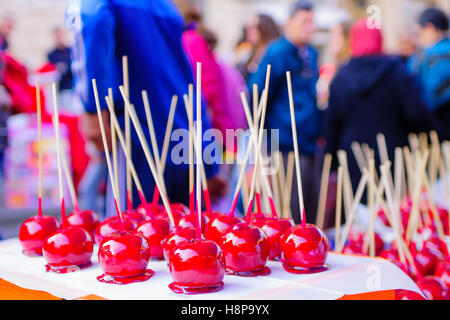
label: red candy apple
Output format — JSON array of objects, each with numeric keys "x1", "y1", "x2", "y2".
[
  {"x1": 66, "y1": 209, "x2": 100, "y2": 237},
  {"x1": 97, "y1": 231, "x2": 153, "y2": 284},
  {"x1": 203, "y1": 211, "x2": 221, "y2": 226},
  {"x1": 410, "y1": 242, "x2": 440, "y2": 276},
  {"x1": 221, "y1": 222, "x2": 270, "y2": 276},
  {"x1": 347, "y1": 231, "x2": 384, "y2": 256},
  {"x1": 42, "y1": 226, "x2": 93, "y2": 273},
  {"x1": 250, "y1": 212, "x2": 270, "y2": 228},
  {"x1": 162, "y1": 227, "x2": 196, "y2": 261},
  {"x1": 204, "y1": 215, "x2": 242, "y2": 245},
  {"x1": 260, "y1": 218, "x2": 294, "y2": 260},
  {"x1": 435, "y1": 258, "x2": 450, "y2": 287},
  {"x1": 417, "y1": 276, "x2": 449, "y2": 300},
  {"x1": 168, "y1": 239, "x2": 225, "y2": 294},
  {"x1": 19, "y1": 215, "x2": 59, "y2": 256},
  {"x1": 136, "y1": 218, "x2": 171, "y2": 260},
  {"x1": 280, "y1": 223, "x2": 329, "y2": 273},
  {"x1": 122, "y1": 209, "x2": 146, "y2": 226},
  {"x1": 94, "y1": 216, "x2": 137, "y2": 244},
  {"x1": 177, "y1": 213, "x2": 207, "y2": 232},
  {"x1": 170, "y1": 203, "x2": 189, "y2": 215},
  {"x1": 137, "y1": 202, "x2": 164, "y2": 219}
]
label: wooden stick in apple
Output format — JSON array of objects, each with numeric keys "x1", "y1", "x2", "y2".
[
  {"x1": 286, "y1": 71, "x2": 308, "y2": 226},
  {"x1": 376, "y1": 133, "x2": 389, "y2": 165},
  {"x1": 316, "y1": 153, "x2": 332, "y2": 229},
  {"x1": 276, "y1": 151, "x2": 286, "y2": 218},
  {"x1": 51, "y1": 84, "x2": 67, "y2": 226},
  {"x1": 92, "y1": 80, "x2": 124, "y2": 228},
  {"x1": 183, "y1": 87, "x2": 195, "y2": 213},
  {"x1": 59, "y1": 139, "x2": 79, "y2": 212},
  {"x1": 109, "y1": 89, "x2": 120, "y2": 203},
  {"x1": 335, "y1": 166, "x2": 343, "y2": 252},
  {"x1": 36, "y1": 82, "x2": 43, "y2": 218},
  {"x1": 195, "y1": 62, "x2": 203, "y2": 239},
  {"x1": 284, "y1": 152, "x2": 295, "y2": 220},
  {"x1": 122, "y1": 56, "x2": 133, "y2": 211},
  {"x1": 351, "y1": 141, "x2": 368, "y2": 174},
  {"x1": 337, "y1": 150, "x2": 354, "y2": 221},
  {"x1": 408, "y1": 133, "x2": 420, "y2": 154}
]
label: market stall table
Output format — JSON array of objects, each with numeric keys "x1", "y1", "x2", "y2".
[{"x1": 0, "y1": 238, "x2": 423, "y2": 300}]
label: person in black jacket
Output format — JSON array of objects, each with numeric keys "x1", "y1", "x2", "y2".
[{"x1": 325, "y1": 19, "x2": 447, "y2": 191}]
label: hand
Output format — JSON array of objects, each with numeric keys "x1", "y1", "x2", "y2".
[
  {"x1": 82, "y1": 110, "x2": 111, "y2": 151},
  {"x1": 207, "y1": 176, "x2": 228, "y2": 203}
]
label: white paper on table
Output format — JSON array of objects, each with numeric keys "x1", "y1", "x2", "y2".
[{"x1": 0, "y1": 238, "x2": 423, "y2": 300}]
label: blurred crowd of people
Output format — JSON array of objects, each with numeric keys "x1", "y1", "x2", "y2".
[{"x1": 0, "y1": 0, "x2": 448, "y2": 229}]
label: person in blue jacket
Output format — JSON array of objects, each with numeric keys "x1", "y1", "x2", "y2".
[
  {"x1": 70, "y1": 0, "x2": 222, "y2": 213},
  {"x1": 248, "y1": 1, "x2": 322, "y2": 224},
  {"x1": 409, "y1": 7, "x2": 450, "y2": 127}
]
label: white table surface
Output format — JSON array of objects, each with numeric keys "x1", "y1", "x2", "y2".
[{"x1": 0, "y1": 238, "x2": 423, "y2": 300}]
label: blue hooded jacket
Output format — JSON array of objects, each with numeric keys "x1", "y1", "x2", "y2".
[
  {"x1": 247, "y1": 37, "x2": 322, "y2": 155},
  {"x1": 71, "y1": 0, "x2": 217, "y2": 205}
]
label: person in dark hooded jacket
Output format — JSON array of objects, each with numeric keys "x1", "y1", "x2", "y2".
[{"x1": 325, "y1": 19, "x2": 446, "y2": 191}]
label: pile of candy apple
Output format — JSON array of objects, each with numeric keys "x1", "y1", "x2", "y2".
[{"x1": 375, "y1": 193, "x2": 450, "y2": 300}]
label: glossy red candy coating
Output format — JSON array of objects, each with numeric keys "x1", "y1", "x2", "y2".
[
  {"x1": 422, "y1": 207, "x2": 449, "y2": 236},
  {"x1": 417, "y1": 276, "x2": 449, "y2": 300},
  {"x1": 19, "y1": 215, "x2": 59, "y2": 256},
  {"x1": 423, "y1": 238, "x2": 446, "y2": 259},
  {"x1": 94, "y1": 216, "x2": 137, "y2": 244},
  {"x1": 342, "y1": 245, "x2": 363, "y2": 256},
  {"x1": 136, "y1": 218, "x2": 171, "y2": 260},
  {"x1": 43, "y1": 226, "x2": 93, "y2": 271},
  {"x1": 177, "y1": 214, "x2": 207, "y2": 232},
  {"x1": 280, "y1": 224, "x2": 329, "y2": 269},
  {"x1": 377, "y1": 208, "x2": 390, "y2": 227},
  {"x1": 410, "y1": 242, "x2": 440, "y2": 276},
  {"x1": 204, "y1": 215, "x2": 241, "y2": 245},
  {"x1": 437, "y1": 207, "x2": 449, "y2": 236},
  {"x1": 170, "y1": 203, "x2": 189, "y2": 215},
  {"x1": 202, "y1": 211, "x2": 221, "y2": 226},
  {"x1": 169, "y1": 239, "x2": 225, "y2": 288},
  {"x1": 250, "y1": 213, "x2": 270, "y2": 228},
  {"x1": 67, "y1": 210, "x2": 100, "y2": 237},
  {"x1": 98, "y1": 231, "x2": 151, "y2": 278},
  {"x1": 435, "y1": 258, "x2": 450, "y2": 287},
  {"x1": 221, "y1": 222, "x2": 270, "y2": 273},
  {"x1": 154, "y1": 206, "x2": 187, "y2": 224},
  {"x1": 260, "y1": 218, "x2": 294, "y2": 260},
  {"x1": 395, "y1": 289, "x2": 426, "y2": 300},
  {"x1": 162, "y1": 227, "x2": 196, "y2": 261},
  {"x1": 122, "y1": 210, "x2": 146, "y2": 226},
  {"x1": 347, "y1": 231, "x2": 384, "y2": 256},
  {"x1": 137, "y1": 203, "x2": 164, "y2": 219}
]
